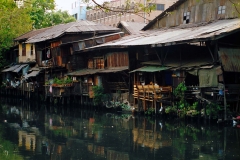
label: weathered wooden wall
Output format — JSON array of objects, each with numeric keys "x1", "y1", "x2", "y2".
[
  {"x1": 106, "y1": 52, "x2": 128, "y2": 67},
  {"x1": 150, "y1": 0, "x2": 240, "y2": 29}
]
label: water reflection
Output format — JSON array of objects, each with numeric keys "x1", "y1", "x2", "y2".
[{"x1": 0, "y1": 100, "x2": 240, "y2": 160}]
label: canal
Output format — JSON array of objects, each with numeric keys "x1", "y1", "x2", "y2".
[{"x1": 0, "y1": 98, "x2": 240, "y2": 160}]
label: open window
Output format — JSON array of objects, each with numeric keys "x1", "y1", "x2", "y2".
[
  {"x1": 218, "y1": 6, "x2": 226, "y2": 15},
  {"x1": 183, "y1": 12, "x2": 190, "y2": 24}
]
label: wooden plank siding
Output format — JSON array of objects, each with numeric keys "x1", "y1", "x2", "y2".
[
  {"x1": 149, "y1": 0, "x2": 240, "y2": 30},
  {"x1": 106, "y1": 52, "x2": 128, "y2": 68}
]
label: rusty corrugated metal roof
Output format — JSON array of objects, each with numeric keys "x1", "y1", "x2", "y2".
[
  {"x1": 26, "y1": 20, "x2": 120, "y2": 43},
  {"x1": 14, "y1": 27, "x2": 51, "y2": 41},
  {"x1": 117, "y1": 21, "x2": 146, "y2": 34},
  {"x1": 82, "y1": 19, "x2": 240, "y2": 50}
]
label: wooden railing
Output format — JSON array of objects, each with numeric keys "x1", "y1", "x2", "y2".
[
  {"x1": 133, "y1": 84, "x2": 172, "y2": 102},
  {"x1": 19, "y1": 82, "x2": 35, "y2": 92}
]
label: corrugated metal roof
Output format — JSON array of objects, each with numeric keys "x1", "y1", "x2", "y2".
[
  {"x1": 14, "y1": 27, "x2": 51, "y2": 41},
  {"x1": 117, "y1": 21, "x2": 146, "y2": 34},
  {"x1": 1, "y1": 65, "x2": 20, "y2": 72},
  {"x1": 12, "y1": 64, "x2": 28, "y2": 73},
  {"x1": 68, "y1": 66, "x2": 128, "y2": 76},
  {"x1": 98, "y1": 66, "x2": 128, "y2": 73},
  {"x1": 84, "y1": 19, "x2": 240, "y2": 50},
  {"x1": 24, "y1": 71, "x2": 40, "y2": 79},
  {"x1": 61, "y1": 32, "x2": 123, "y2": 46},
  {"x1": 67, "y1": 69, "x2": 101, "y2": 76},
  {"x1": 27, "y1": 20, "x2": 120, "y2": 43},
  {"x1": 129, "y1": 66, "x2": 169, "y2": 73}
]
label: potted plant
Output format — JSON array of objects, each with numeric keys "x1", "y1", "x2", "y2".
[
  {"x1": 53, "y1": 77, "x2": 64, "y2": 87},
  {"x1": 64, "y1": 76, "x2": 73, "y2": 86}
]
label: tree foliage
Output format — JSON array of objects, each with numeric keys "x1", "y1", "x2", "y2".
[
  {"x1": 25, "y1": 0, "x2": 75, "y2": 29},
  {"x1": 84, "y1": 0, "x2": 158, "y2": 21},
  {"x1": 0, "y1": 0, "x2": 75, "y2": 68},
  {"x1": 40, "y1": 10, "x2": 76, "y2": 28},
  {"x1": 0, "y1": 0, "x2": 32, "y2": 67}
]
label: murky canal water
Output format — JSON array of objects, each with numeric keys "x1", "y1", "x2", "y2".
[{"x1": 0, "y1": 99, "x2": 240, "y2": 160}]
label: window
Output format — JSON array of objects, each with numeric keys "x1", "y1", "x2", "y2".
[
  {"x1": 88, "y1": 58, "x2": 104, "y2": 69},
  {"x1": 156, "y1": 4, "x2": 164, "y2": 11},
  {"x1": 22, "y1": 43, "x2": 26, "y2": 56},
  {"x1": 88, "y1": 59, "x2": 93, "y2": 69},
  {"x1": 149, "y1": 4, "x2": 165, "y2": 11},
  {"x1": 94, "y1": 58, "x2": 104, "y2": 69},
  {"x1": 30, "y1": 44, "x2": 33, "y2": 55},
  {"x1": 218, "y1": 6, "x2": 226, "y2": 14},
  {"x1": 74, "y1": 13, "x2": 78, "y2": 20},
  {"x1": 183, "y1": 12, "x2": 190, "y2": 24}
]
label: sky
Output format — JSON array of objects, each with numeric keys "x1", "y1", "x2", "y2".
[
  {"x1": 55, "y1": 0, "x2": 74, "y2": 12},
  {"x1": 55, "y1": 0, "x2": 106, "y2": 13}
]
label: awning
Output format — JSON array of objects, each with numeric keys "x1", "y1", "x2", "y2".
[
  {"x1": 12, "y1": 64, "x2": 28, "y2": 73},
  {"x1": 129, "y1": 66, "x2": 169, "y2": 73},
  {"x1": 1, "y1": 65, "x2": 20, "y2": 72},
  {"x1": 24, "y1": 71, "x2": 40, "y2": 79},
  {"x1": 98, "y1": 66, "x2": 128, "y2": 73},
  {"x1": 67, "y1": 69, "x2": 101, "y2": 76},
  {"x1": 67, "y1": 66, "x2": 128, "y2": 76}
]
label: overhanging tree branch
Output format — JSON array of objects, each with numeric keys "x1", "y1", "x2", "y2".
[{"x1": 228, "y1": 0, "x2": 240, "y2": 15}]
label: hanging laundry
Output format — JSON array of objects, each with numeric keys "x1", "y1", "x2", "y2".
[
  {"x1": 46, "y1": 50, "x2": 50, "y2": 58},
  {"x1": 22, "y1": 65, "x2": 29, "y2": 76},
  {"x1": 49, "y1": 85, "x2": 52, "y2": 93}
]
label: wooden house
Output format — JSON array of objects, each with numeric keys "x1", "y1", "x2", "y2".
[
  {"x1": 1, "y1": 28, "x2": 49, "y2": 97},
  {"x1": 76, "y1": 0, "x2": 240, "y2": 114},
  {"x1": 68, "y1": 45, "x2": 129, "y2": 106},
  {"x1": 24, "y1": 20, "x2": 121, "y2": 100}
]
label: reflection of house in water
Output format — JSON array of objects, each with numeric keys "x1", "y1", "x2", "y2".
[
  {"x1": 87, "y1": 143, "x2": 105, "y2": 157},
  {"x1": 18, "y1": 130, "x2": 36, "y2": 151},
  {"x1": 132, "y1": 128, "x2": 171, "y2": 150},
  {"x1": 106, "y1": 150, "x2": 129, "y2": 160},
  {"x1": 87, "y1": 143, "x2": 130, "y2": 160}
]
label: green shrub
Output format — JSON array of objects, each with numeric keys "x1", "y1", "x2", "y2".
[{"x1": 92, "y1": 85, "x2": 105, "y2": 105}]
